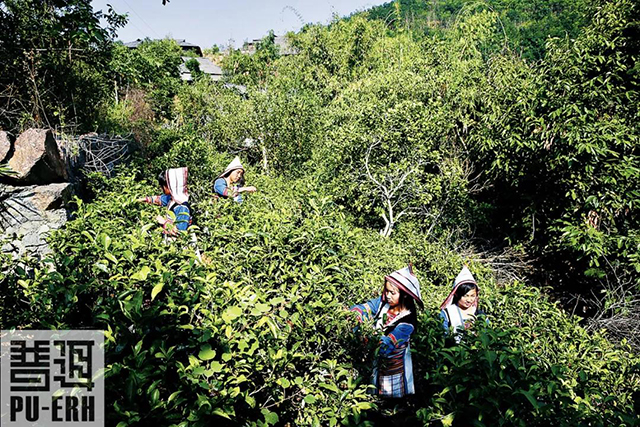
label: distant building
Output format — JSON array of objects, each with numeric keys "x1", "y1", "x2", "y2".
[
  {"x1": 124, "y1": 38, "x2": 203, "y2": 56},
  {"x1": 179, "y1": 56, "x2": 223, "y2": 82},
  {"x1": 241, "y1": 35, "x2": 298, "y2": 56}
]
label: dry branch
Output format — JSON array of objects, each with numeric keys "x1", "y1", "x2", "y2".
[
  {"x1": 586, "y1": 265, "x2": 640, "y2": 350},
  {"x1": 73, "y1": 134, "x2": 133, "y2": 176},
  {"x1": 460, "y1": 245, "x2": 534, "y2": 284}
]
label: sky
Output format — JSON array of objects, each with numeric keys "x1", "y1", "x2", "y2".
[{"x1": 91, "y1": 0, "x2": 387, "y2": 49}]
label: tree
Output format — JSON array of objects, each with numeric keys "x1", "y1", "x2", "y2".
[
  {"x1": 222, "y1": 31, "x2": 281, "y2": 87},
  {"x1": 364, "y1": 141, "x2": 423, "y2": 237},
  {"x1": 365, "y1": 0, "x2": 590, "y2": 60},
  {"x1": 184, "y1": 58, "x2": 204, "y2": 80},
  {"x1": 467, "y1": 0, "x2": 640, "y2": 296},
  {"x1": 0, "y1": 0, "x2": 125, "y2": 132},
  {"x1": 109, "y1": 39, "x2": 183, "y2": 120}
]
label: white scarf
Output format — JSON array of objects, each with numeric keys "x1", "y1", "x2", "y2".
[
  {"x1": 374, "y1": 303, "x2": 412, "y2": 332},
  {"x1": 166, "y1": 167, "x2": 189, "y2": 205}
]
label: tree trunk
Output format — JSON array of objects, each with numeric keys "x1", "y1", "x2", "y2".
[
  {"x1": 380, "y1": 203, "x2": 394, "y2": 238},
  {"x1": 261, "y1": 143, "x2": 269, "y2": 175}
]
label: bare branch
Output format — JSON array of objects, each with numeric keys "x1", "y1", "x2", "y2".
[
  {"x1": 585, "y1": 260, "x2": 640, "y2": 350},
  {"x1": 63, "y1": 134, "x2": 133, "y2": 177},
  {"x1": 364, "y1": 141, "x2": 386, "y2": 193},
  {"x1": 364, "y1": 140, "x2": 424, "y2": 238}
]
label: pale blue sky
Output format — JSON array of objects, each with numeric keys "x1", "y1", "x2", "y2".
[{"x1": 91, "y1": 0, "x2": 386, "y2": 49}]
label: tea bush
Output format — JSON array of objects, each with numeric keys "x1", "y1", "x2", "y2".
[
  {"x1": 4, "y1": 171, "x2": 404, "y2": 425},
  {"x1": 4, "y1": 168, "x2": 638, "y2": 425},
  {"x1": 413, "y1": 281, "x2": 640, "y2": 426}
]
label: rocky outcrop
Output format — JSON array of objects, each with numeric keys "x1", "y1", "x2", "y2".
[
  {"x1": 2, "y1": 128, "x2": 72, "y2": 258},
  {"x1": 0, "y1": 131, "x2": 12, "y2": 162},
  {"x1": 1, "y1": 128, "x2": 133, "y2": 259},
  {"x1": 7, "y1": 129, "x2": 67, "y2": 184},
  {"x1": 1, "y1": 183, "x2": 73, "y2": 257}
]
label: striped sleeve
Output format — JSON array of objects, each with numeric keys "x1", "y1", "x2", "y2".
[
  {"x1": 142, "y1": 195, "x2": 163, "y2": 206},
  {"x1": 350, "y1": 297, "x2": 382, "y2": 322}
]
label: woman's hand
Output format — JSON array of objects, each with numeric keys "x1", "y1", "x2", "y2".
[
  {"x1": 156, "y1": 215, "x2": 167, "y2": 225},
  {"x1": 137, "y1": 197, "x2": 147, "y2": 203},
  {"x1": 240, "y1": 186, "x2": 257, "y2": 193}
]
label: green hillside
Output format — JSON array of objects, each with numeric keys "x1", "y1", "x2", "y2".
[
  {"x1": 363, "y1": 0, "x2": 590, "y2": 60},
  {"x1": 1, "y1": 0, "x2": 639, "y2": 425},
  {"x1": 3, "y1": 166, "x2": 638, "y2": 425}
]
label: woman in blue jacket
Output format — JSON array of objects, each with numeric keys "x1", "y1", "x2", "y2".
[
  {"x1": 440, "y1": 266, "x2": 486, "y2": 343},
  {"x1": 214, "y1": 157, "x2": 257, "y2": 202},
  {"x1": 351, "y1": 266, "x2": 422, "y2": 398}
]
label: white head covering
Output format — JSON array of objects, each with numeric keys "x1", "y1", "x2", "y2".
[
  {"x1": 440, "y1": 266, "x2": 478, "y2": 310},
  {"x1": 218, "y1": 156, "x2": 245, "y2": 180},
  {"x1": 384, "y1": 265, "x2": 423, "y2": 308},
  {"x1": 166, "y1": 167, "x2": 189, "y2": 205}
]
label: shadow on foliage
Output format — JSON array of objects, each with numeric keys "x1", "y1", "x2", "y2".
[{"x1": 411, "y1": 311, "x2": 639, "y2": 426}]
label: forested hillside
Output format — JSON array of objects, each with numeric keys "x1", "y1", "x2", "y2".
[
  {"x1": 1, "y1": 0, "x2": 639, "y2": 425},
  {"x1": 364, "y1": 0, "x2": 590, "y2": 59}
]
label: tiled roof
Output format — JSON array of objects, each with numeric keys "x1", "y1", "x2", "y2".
[{"x1": 179, "y1": 57, "x2": 223, "y2": 81}]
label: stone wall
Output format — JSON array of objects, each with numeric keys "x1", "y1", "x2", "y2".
[
  {"x1": 1, "y1": 128, "x2": 133, "y2": 258},
  {"x1": 1, "y1": 129, "x2": 73, "y2": 258},
  {"x1": 0, "y1": 183, "x2": 73, "y2": 257}
]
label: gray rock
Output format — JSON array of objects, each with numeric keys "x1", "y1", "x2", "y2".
[
  {"x1": 0, "y1": 182, "x2": 73, "y2": 258},
  {"x1": 22, "y1": 229, "x2": 43, "y2": 247},
  {"x1": 1, "y1": 182, "x2": 72, "y2": 216},
  {"x1": 0, "y1": 131, "x2": 12, "y2": 162},
  {"x1": 1, "y1": 240, "x2": 18, "y2": 253},
  {"x1": 44, "y1": 209, "x2": 68, "y2": 226},
  {"x1": 31, "y1": 182, "x2": 73, "y2": 211},
  {"x1": 7, "y1": 129, "x2": 67, "y2": 184}
]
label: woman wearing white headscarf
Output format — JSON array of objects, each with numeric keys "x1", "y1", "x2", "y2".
[
  {"x1": 138, "y1": 167, "x2": 192, "y2": 235},
  {"x1": 351, "y1": 266, "x2": 423, "y2": 398},
  {"x1": 214, "y1": 156, "x2": 257, "y2": 202},
  {"x1": 440, "y1": 266, "x2": 487, "y2": 343}
]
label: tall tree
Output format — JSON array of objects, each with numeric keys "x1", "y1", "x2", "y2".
[{"x1": 0, "y1": 0, "x2": 125, "y2": 132}]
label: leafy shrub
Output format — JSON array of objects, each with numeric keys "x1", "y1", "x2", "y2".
[
  {"x1": 110, "y1": 39, "x2": 183, "y2": 120},
  {"x1": 413, "y1": 281, "x2": 640, "y2": 426},
  {"x1": 466, "y1": 0, "x2": 640, "y2": 297},
  {"x1": 5, "y1": 169, "x2": 638, "y2": 425},
  {"x1": 0, "y1": 0, "x2": 126, "y2": 132},
  {"x1": 6, "y1": 171, "x2": 402, "y2": 425}
]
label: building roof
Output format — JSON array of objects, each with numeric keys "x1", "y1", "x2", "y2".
[
  {"x1": 124, "y1": 38, "x2": 203, "y2": 56},
  {"x1": 241, "y1": 34, "x2": 298, "y2": 56},
  {"x1": 179, "y1": 56, "x2": 223, "y2": 82}
]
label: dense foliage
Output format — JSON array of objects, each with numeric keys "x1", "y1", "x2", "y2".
[
  {"x1": 465, "y1": 0, "x2": 640, "y2": 297},
  {"x1": 4, "y1": 167, "x2": 638, "y2": 425},
  {"x1": 0, "y1": 0, "x2": 125, "y2": 132},
  {"x1": 365, "y1": 0, "x2": 590, "y2": 60},
  {"x1": 109, "y1": 39, "x2": 183, "y2": 121},
  {"x1": 2, "y1": 0, "x2": 639, "y2": 424}
]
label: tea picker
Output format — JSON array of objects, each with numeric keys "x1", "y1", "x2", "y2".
[
  {"x1": 214, "y1": 156, "x2": 257, "y2": 202},
  {"x1": 137, "y1": 167, "x2": 202, "y2": 261},
  {"x1": 350, "y1": 266, "x2": 422, "y2": 398},
  {"x1": 440, "y1": 265, "x2": 488, "y2": 343}
]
